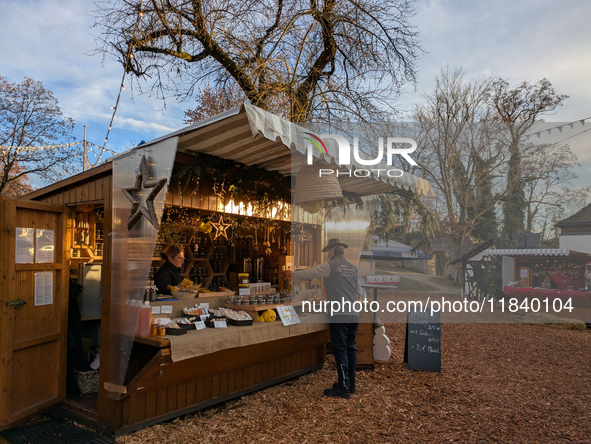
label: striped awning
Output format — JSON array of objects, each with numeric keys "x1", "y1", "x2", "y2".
[
  {"x1": 123, "y1": 104, "x2": 434, "y2": 198},
  {"x1": 483, "y1": 249, "x2": 573, "y2": 256}
]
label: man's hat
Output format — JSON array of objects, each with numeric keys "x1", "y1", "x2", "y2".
[{"x1": 322, "y1": 238, "x2": 349, "y2": 252}]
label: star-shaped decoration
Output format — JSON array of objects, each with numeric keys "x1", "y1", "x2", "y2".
[
  {"x1": 121, "y1": 155, "x2": 168, "y2": 231},
  {"x1": 210, "y1": 215, "x2": 231, "y2": 241}
]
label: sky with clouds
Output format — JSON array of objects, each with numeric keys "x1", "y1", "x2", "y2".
[{"x1": 1, "y1": 0, "x2": 590, "y2": 184}]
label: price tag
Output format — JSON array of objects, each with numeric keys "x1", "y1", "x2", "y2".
[
  {"x1": 213, "y1": 320, "x2": 227, "y2": 328},
  {"x1": 239, "y1": 288, "x2": 250, "y2": 296},
  {"x1": 151, "y1": 306, "x2": 161, "y2": 315},
  {"x1": 199, "y1": 302, "x2": 209, "y2": 310},
  {"x1": 161, "y1": 305, "x2": 173, "y2": 314},
  {"x1": 276, "y1": 305, "x2": 301, "y2": 326},
  {"x1": 194, "y1": 321, "x2": 206, "y2": 330},
  {"x1": 200, "y1": 314, "x2": 209, "y2": 322}
]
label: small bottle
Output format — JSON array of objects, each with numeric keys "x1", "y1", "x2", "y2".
[{"x1": 138, "y1": 301, "x2": 152, "y2": 337}]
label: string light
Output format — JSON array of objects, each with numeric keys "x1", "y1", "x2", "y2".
[
  {"x1": 101, "y1": 0, "x2": 145, "y2": 155},
  {"x1": 0, "y1": 140, "x2": 85, "y2": 152}
]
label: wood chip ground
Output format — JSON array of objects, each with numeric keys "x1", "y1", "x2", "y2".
[{"x1": 117, "y1": 322, "x2": 591, "y2": 444}]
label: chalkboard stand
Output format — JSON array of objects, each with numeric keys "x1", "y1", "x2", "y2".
[{"x1": 405, "y1": 308, "x2": 441, "y2": 373}]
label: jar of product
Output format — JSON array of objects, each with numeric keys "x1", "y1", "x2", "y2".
[
  {"x1": 158, "y1": 326, "x2": 166, "y2": 336},
  {"x1": 238, "y1": 273, "x2": 250, "y2": 287}
]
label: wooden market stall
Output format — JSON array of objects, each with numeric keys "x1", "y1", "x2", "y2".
[
  {"x1": 0, "y1": 104, "x2": 433, "y2": 435},
  {"x1": 483, "y1": 248, "x2": 591, "y2": 324}
]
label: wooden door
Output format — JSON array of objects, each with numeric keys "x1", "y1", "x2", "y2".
[{"x1": 0, "y1": 198, "x2": 68, "y2": 428}]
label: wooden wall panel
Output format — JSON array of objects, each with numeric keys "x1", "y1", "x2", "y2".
[
  {"x1": 116, "y1": 339, "x2": 326, "y2": 433},
  {"x1": 156, "y1": 390, "x2": 167, "y2": 417},
  {"x1": 88, "y1": 181, "x2": 96, "y2": 201},
  {"x1": 186, "y1": 380, "x2": 196, "y2": 406},
  {"x1": 177, "y1": 383, "x2": 187, "y2": 410},
  {"x1": 220, "y1": 372, "x2": 228, "y2": 396},
  {"x1": 166, "y1": 386, "x2": 177, "y2": 412},
  {"x1": 227, "y1": 370, "x2": 236, "y2": 393},
  {"x1": 97, "y1": 177, "x2": 106, "y2": 201},
  {"x1": 145, "y1": 392, "x2": 157, "y2": 419},
  {"x1": 203, "y1": 376, "x2": 213, "y2": 400},
  {"x1": 11, "y1": 341, "x2": 60, "y2": 413},
  {"x1": 131, "y1": 393, "x2": 146, "y2": 424},
  {"x1": 82, "y1": 183, "x2": 90, "y2": 202},
  {"x1": 196, "y1": 379, "x2": 204, "y2": 404}
]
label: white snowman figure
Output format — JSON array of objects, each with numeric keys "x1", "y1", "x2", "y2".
[{"x1": 373, "y1": 325, "x2": 391, "y2": 362}]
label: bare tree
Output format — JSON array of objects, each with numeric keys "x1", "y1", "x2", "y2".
[
  {"x1": 521, "y1": 142, "x2": 590, "y2": 234},
  {"x1": 488, "y1": 78, "x2": 568, "y2": 245},
  {"x1": 1, "y1": 164, "x2": 33, "y2": 198},
  {"x1": 0, "y1": 75, "x2": 78, "y2": 195},
  {"x1": 184, "y1": 83, "x2": 248, "y2": 123},
  {"x1": 93, "y1": 0, "x2": 423, "y2": 122},
  {"x1": 412, "y1": 68, "x2": 508, "y2": 252}
]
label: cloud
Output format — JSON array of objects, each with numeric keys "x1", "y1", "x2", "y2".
[
  {"x1": 111, "y1": 116, "x2": 177, "y2": 134},
  {"x1": 0, "y1": 0, "x2": 188, "y2": 152},
  {"x1": 399, "y1": 0, "x2": 591, "y2": 121}
]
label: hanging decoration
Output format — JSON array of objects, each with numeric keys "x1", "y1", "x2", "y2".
[
  {"x1": 264, "y1": 224, "x2": 272, "y2": 256},
  {"x1": 211, "y1": 215, "x2": 231, "y2": 241},
  {"x1": 192, "y1": 177, "x2": 200, "y2": 195},
  {"x1": 178, "y1": 181, "x2": 184, "y2": 207},
  {"x1": 121, "y1": 155, "x2": 167, "y2": 230},
  {"x1": 253, "y1": 223, "x2": 260, "y2": 251},
  {"x1": 212, "y1": 173, "x2": 227, "y2": 200},
  {"x1": 170, "y1": 152, "x2": 291, "y2": 211}
]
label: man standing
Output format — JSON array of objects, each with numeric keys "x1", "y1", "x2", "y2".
[{"x1": 292, "y1": 239, "x2": 363, "y2": 399}]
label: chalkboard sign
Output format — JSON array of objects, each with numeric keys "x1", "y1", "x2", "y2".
[{"x1": 405, "y1": 308, "x2": 441, "y2": 373}]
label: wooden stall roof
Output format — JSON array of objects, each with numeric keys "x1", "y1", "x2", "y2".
[
  {"x1": 110, "y1": 104, "x2": 434, "y2": 198},
  {"x1": 22, "y1": 162, "x2": 112, "y2": 206}
]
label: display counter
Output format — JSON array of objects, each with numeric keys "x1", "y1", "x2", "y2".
[{"x1": 107, "y1": 298, "x2": 329, "y2": 435}]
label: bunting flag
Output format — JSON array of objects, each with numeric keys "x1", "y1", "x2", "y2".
[{"x1": 522, "y1": 116, "x2": 590, "y2": 139}]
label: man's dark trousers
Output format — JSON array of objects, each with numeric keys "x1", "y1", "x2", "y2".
[{"x1": 330, "y1": 317, "x2": 359, "y2": 392}]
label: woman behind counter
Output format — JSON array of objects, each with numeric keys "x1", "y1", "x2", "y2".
[{"x1": 154, "y1": 245, "x2": 185, "y2": 295}]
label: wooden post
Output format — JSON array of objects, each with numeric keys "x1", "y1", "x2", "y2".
[{"x1": 98, "y1": 175, "x2": 118, "y2": 431}]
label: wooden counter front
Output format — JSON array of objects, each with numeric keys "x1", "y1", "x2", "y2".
[{"x1": 109, "y1": 326, "x2": 329, "y2": 435}]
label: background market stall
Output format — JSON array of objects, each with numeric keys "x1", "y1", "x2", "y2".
[{"x1": 483, "y1": 248, "x2": 591, "y2": 324}]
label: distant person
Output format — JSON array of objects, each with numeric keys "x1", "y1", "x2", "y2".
[
  {"x1": 290, "y1": 239, "x2": 363, "y2": 399},
  {"x1": 154, "y1": 245, "x2": 184, "y2": 295}
]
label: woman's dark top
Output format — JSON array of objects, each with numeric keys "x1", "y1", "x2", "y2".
[{"x1": 154, "y1": 260, "x2": 182, "y2": 295}]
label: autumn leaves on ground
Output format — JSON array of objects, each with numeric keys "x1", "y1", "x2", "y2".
[{"x1": 118, "y1": 294, "x2": 591, "y2": 443}]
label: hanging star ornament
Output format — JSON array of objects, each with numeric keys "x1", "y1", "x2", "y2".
[
  {"x1": 121, "y1": 155, "x2": 168, "y2": 231},
  {"x1": 211, "y1": 215, "x2": 231, "y2": 241}
]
